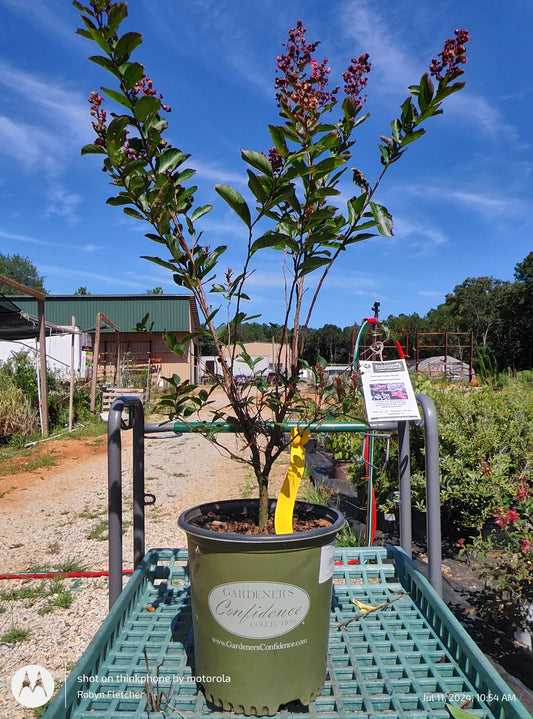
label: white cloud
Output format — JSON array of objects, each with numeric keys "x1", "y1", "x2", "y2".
[
  {"x1": 339, "y1": 0, "x2": 420, "y2": 94},
  {"x1": 45, "y1": 185, "x2": 82, "y2": 226},
  {"x1": 393, "y1": 217, "x2": 447, "y2": 257},
  {"x1": 0, "y1": 117, "x2": 50, "y2": 169},
  {"x1": 38, "y1": 265, "x2": 149, "y2": 291},
  {"x1": 446, "y1": 93, "x2": 521, "y2": 144},
  {"x1": 0, "y1": 0, "x2": 78, "y2": 47},
  {"x1": 418, "y1": 289, "x2": 445, "y2": 298},
  {"x1": 0, "y1": 229, "x2": 67, "y2": 248},
  {"x1": 194, "y1": 160, "x2": 247, "y2": 186},
  {"x1": 0, "y1": 60, "x2": 89, "y2": 144}
]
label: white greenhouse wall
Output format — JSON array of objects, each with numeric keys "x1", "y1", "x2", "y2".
[{"x1": 0, "y1": 328, "x2": 91, "y2": 380}]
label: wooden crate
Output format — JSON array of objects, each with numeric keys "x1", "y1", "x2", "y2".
[{"x1": 101, "y1": 387, "x2": 146, "y2": 416}]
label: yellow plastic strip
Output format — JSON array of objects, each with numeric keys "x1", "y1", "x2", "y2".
[{"x1": 274, "y1": 427, "x2": 311, "y2": 534}]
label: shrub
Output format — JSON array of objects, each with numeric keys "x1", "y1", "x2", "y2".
[
  {"x1": 413, "y1": 378, "x2": 533, "y2": 533},
  {"x1": 0, "y1": 372, "x2": 38, "y2": 440}
]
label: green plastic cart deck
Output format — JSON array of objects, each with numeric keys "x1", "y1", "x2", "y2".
[{"x1": 43, "y1": 546, "x2": 530, "y2": 719}]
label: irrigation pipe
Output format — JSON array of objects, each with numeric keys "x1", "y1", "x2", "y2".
[{"x1": 0, "y1": 563, "x2": 360, "y2": 581}]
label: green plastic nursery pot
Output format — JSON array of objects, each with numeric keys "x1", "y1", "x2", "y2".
[{"x1": 178, "y1": 499, "x2": 344, "y2": 716}]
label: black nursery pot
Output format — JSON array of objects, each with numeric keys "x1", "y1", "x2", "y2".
[{"x1": 178, "y1": 499, "x2": 345, "y2": 716}]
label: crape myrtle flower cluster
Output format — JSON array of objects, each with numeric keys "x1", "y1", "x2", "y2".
[
  {"x1": 274, "y1": 20, "x2": 371, "y2": 134},
  {"x1": 88, "y1": 73, "x2": 170, "y2": 157},
  {"x1": 429, "y1": 28, "x2": 469, "y2": 82}
]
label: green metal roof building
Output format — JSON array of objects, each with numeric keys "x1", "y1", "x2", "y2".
[
  {"x1": 8, "y1": 294, "x2": 201, "y2": 386},
  {"x1": 10, "y1": 294, "x2": 201, "y2": 334}
]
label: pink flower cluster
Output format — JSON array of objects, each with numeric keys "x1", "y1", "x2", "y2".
[
  {"x1": 132, "y1": 74, "x2": 171, "y2": 113},
  {"x1": 517, "y1": 476, "x2": 531, "y2": 501},
  {"x1": 494, "y1": 508, "x2": 520, "y2": 528},
  {"x1": 275, "y1": 20, "x2": 339, "y2": 125},
  {"x1": 429, "y1": 28, "x2": 470, "y2": 82},
  {"x1": 89, "y1": 90, "x2": 107, "y2": 145},
  {"x1": 343, "y1": 53, "x2": 371, "y2": 111},
  {"x1": 267, "y1": 147, "x2": 283, "y2": 175}
]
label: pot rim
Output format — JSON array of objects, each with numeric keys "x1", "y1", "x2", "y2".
[{"x1": 178, "y1": 498, "x2": 345, "y2": 545}]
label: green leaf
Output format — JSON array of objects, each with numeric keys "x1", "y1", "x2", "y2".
[
  {"x1": 81, "y1": 143, "x2": 106, "y2": 155},
  {"x1": 157, "y1": 148, "x2": 186, "y2": 174},
  {"x1": 107, "y1": 115, "x2": 129, "y2": 137},
  {"x1": 251, "y1": 231, "x2": 294, "y2": 254},
  {"x1": 215, "y1": 184, "x2": 251, "y2": 226},
  {"x1": 446, "y1": 703, "x2": 478, "y2": 719},
  {"x1": 312, "y1": 155, "x2": 347, "y2": 178},
  {"x1": 106, "y1": 195, "x2": 132, "y2": 206},
  {"x1": 299, "y1": 255, "x2": 331, "y2": 276},
  {"x1": 100, "y1": 86, "x2": 132, "y2": 110},
  {"x1": 80, "y1": 21, "x2": 110, "y2": 53},
  {"x1": 418, "y1": 73, "x2": 434, "y2": 111},
  {"x1": 106, "y1": 2, "x2": 128, "y2": 33},
  {"x1": 123, "y1": 207, "x2": 145, "y2": 221},
  {"x1": 390, "y1": 118, "x2": 402, "y2": 144},
  {"x1": 123, "y1": 62, "x2": 145, "y2": 90},
  {"x1": 241, "y1": 149, "x2": 273, "y2": 177},
  {"x1": 247, "y1": 170, "x2": 269, "y2": 204},
  {"x1": 115, "y1": 31, "x2": 143, "y2": 61},
  {"x1": 316, "y1": 355, "x2": 328, "y2": 370},
  {"x1": 134, "y1": 95, "x2": 160, "y2": 121},
  {"x1": 370, "y1": 202, "x2": 393, "y2": 237},
  {"x1": 88, "y1": 55, "x2": 122, "y2": 80},
  {"x1": 268, "y1": 125, "x2": 289, "y2": 158},
  {"x1": 175, "y1": 168, "x2": 196, "y2": 183},
  {"x1": 400, "y1": 128, "x2": 425, "y2": 147},
  {"x1": 190, "y1": 204, "x2": 212, "y2": 222},
  {"x1": 347, "y1": 194, "x2": 367, "y2": 226},
  {"x1": 434, "y1": 81, "x2": 466, "y2": 101},
  {"x1": 345, "y1": 232, "x2": 376, "y2": 246},
  {"x1": 72, "y1": 1, "x2": 93, "y2": 13},
  {"x1": 141, "y1": 256, "x2": 179, "y2": 272}
]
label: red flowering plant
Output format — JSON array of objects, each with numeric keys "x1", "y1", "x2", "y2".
[
  {"x1": 75, "y1": 0, "x2": 468, "y2": 531},
  {"x1": 458, "y1": 475, "x2": 533, "y2": 634}
]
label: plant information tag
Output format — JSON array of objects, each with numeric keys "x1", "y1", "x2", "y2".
[
  {"x1": 208, "y1": 581, "x2": 310, "y2": 639},
  {"x1": 359, "y1": 359, "x2": 420, "y2": 423},
  {"x1": 318, "y1": 543, "x2": 335, "y2": 584}
]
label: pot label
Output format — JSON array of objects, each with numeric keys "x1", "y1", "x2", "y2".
[
  {"x1": 318, "y1": 542, "x2": 335, "y2": 584},
  {"x1": 208, "y1": 581, "x2": 310, "y2": 639}
]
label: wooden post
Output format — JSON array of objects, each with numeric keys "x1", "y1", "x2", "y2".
[
  {"x1": 90, "y1": 316, "x2": 102, "y2": 413},
  {"x1": 90, "y1": 312, "x2": 121, "y2": 414},
  {"x1": 37, "y1": 298, "x2": 49, "y2": 436},
  {"x1": 68, "y1": 316, "x2": 75, "y2": 431}
]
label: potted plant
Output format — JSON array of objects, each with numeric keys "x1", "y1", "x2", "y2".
[{"x1": 75, "y1": 1, "x2": 468, "y2": 713}]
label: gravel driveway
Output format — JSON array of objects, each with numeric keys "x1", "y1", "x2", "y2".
[{"x1": 0, "y1": 422, "x2": 256, "y2": 717}]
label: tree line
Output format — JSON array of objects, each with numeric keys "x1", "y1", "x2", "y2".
[
  {"x1": 206, "y1": 251, "x2": 533, "y2": 373},
  {"x1": 2, "y1": 251, "x2": 532, "y2": 372}
]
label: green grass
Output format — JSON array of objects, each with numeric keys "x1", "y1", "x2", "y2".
[
  {"x1": 86, "y1": 519, "x2": 108, "y2": 541},
  {"x1": 78, "y1": 504, "x2": 105, "y2": 520},
  {"x1": 336, "y1": 524, "x2": 363, "y2": 547},
  {"x1": 300, "y1": 480, "x2": 332, "y2": 506},
  {"x1": 1, "y1": 626, "x2": 30, "y2": 642},
  {"x1": 54, "y1": 557, "x2": 87, "y2": 573},
  {"x1": 0, "y1": 451, "x2": 58, "y2": 477}
]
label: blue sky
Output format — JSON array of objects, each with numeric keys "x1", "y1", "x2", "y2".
[{"x1": 0, "y1": 0, "x2": 531, "y2": 330}]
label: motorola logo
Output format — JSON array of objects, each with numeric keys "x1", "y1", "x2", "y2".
[{"x1": 11, "y1": 665, "x2": 54, "y2": 708}]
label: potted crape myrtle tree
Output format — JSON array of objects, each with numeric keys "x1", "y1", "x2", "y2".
[{"x1": 76, "y1": 1, "x2": 468, "y2": 713}]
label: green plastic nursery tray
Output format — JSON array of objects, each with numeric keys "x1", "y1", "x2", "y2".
[{"x1": 43, "y1": 547, "x2": 530, "y2": 719}]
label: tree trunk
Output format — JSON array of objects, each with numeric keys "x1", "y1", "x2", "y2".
[{"x1": 257, "y1": 475, "x2": 270, "y2": 532}]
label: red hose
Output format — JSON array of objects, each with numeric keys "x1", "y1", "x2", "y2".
[{"x1": 0, "y1": 569, "x2": 134, "y2": 580}]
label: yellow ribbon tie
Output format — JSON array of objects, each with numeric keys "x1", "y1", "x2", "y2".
[{"x1": 274, "y1": 428, "x2": 310, "y2": 534}]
